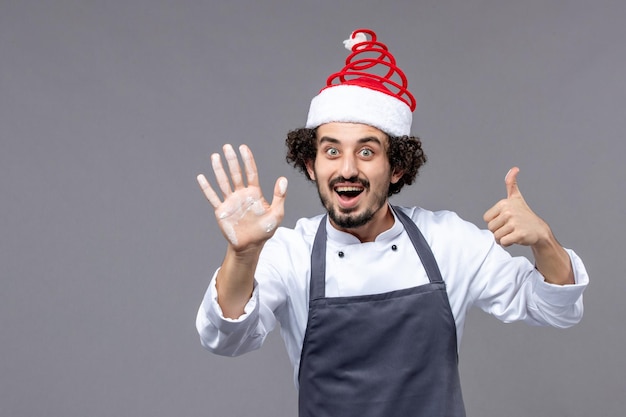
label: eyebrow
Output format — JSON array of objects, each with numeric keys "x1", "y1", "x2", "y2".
[{"x1": 319, "y1": 136, "x2": 383, "y2": 146}]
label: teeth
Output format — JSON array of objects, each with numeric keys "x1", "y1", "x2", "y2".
[{"x1": 335, "y1": 186, "x2": 362, "y2": 192}]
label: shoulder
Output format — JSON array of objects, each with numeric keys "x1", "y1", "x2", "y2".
[
  {"x1": 264, "y1": 214, "x2": 325, "y2": 250},
  {"x1": 257, "y1": 214, "x2": 324, "y2": 286},
  {"x1": 395, "y1": 206, "x2": 473, "y2": 231},
  {"x1": 394, "y1": 205, "x2": 493, "y2": 248},
  {"x1": 293, "y1": 214, "x2": 326, "y2": 238}
]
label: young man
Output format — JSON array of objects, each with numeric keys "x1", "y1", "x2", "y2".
[{"x1": 196, "y1": 29, "x2": 588, "y2": 417}]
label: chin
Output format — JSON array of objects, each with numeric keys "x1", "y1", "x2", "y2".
[{"x1": 329, "y1": 208, "x2": 374, "y2": 229}]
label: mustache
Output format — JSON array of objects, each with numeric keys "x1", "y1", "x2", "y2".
[{"x1": 329, "y1": 176, "x2": 370, "y2": 189}]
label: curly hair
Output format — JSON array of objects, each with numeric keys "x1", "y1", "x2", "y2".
[{"x1": 285, "y1": 127, "x2": 427, "y2": 196}]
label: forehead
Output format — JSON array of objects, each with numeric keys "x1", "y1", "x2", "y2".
[{"x1": 315, "y1": 122, "x2": 389, "y2": 145}]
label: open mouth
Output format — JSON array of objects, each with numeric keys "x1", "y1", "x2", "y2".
[
  {"x1": 334, "y1": 186, "x2": 364, "y2": 198},
  {"x1": 333, "y1": 185, "x2": 365, "y2": 209}
]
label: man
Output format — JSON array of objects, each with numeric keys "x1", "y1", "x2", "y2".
[{"x1": 195, "y1": 29, "x2": 588, "y2": 417}]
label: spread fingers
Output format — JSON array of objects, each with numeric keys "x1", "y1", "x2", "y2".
[
  {"x1": 196, "y1": 174, "x2": 222, "y2": 208},
  {"x1": 223, "y1": 144, "x2": 245, "y2": 190},
  {"x1": 211, "y1": 152, "x2": 233, "y2": 197}
]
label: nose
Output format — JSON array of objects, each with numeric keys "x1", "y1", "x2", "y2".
[{"x1": 340, "y1": 154, "x2": 358, "y2": 179}]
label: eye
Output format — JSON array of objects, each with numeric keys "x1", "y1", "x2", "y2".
[
  {"x1": 325, "y1": 147, "x2": 339, "y2": 157},
  {"x1": 359, "y1": 148, "x2": 373, "y2": 158}
]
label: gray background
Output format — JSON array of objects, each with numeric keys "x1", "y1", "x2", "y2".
[{"x1": 1, "y1": 0, "x2": 624, "y2": 416}]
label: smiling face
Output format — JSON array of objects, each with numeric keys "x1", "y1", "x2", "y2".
[{"x1": 306, "y1": 122, "x2": 403, "y2": 242}]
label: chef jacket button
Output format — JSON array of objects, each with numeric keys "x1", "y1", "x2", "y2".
[
  {"x1": 338, "y1": 251, "x2": 344, "y2": 258},
  {"x1": 391, "y1": 245, "x2": 398, "y2": 251}
]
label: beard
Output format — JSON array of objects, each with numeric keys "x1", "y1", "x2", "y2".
[
  {"x1": 328, "y1": 205, "x2": 381, "y2": 229},
  {"x1": 316, "y1": 176, "x2": 390, "y2": 229}
]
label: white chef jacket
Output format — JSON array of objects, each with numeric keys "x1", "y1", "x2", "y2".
[{"x1": 196, "y1": 206, "x2": 588, "y2": 386}]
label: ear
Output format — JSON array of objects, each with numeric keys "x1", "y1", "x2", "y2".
[
  {"x1": 390, "y1": 169, "x2": 403, "y2": 184},
  {"x1": 305, "y1": 160, "x2": 316, "y2": 181}
]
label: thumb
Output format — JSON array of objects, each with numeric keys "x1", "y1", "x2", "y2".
[
  {"x1": 269, "y1": 177, "x2": 288, "y2": 213},
  {"x1": 505, "y1": 167, "x2": 521, "y2": 198},
  {"x1": 261, "y1": 177, "x2": 288, "y2": 235}
]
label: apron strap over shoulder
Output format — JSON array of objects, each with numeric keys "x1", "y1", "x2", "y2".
[
  {"x1": 309, "y1": 215, "x2": 328, "y2": 301},
  {"x1": 392, "y1": 206, "x2": 444, "y2": 284}
]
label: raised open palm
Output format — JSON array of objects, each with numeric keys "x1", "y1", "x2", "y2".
[{"x1": 197, "y1": 144, "x2": 287, "y2": 252}]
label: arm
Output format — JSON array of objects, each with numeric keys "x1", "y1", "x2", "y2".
[
  {"x1": 483, "y1": 167, "x2": 574, "y2": 285},
  {"x1": 197, "y1": 144, "x2": 288, "y2": 318}
]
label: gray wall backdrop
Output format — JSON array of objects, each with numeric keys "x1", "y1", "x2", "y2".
[{"x1": 2, "y1": 0, "x2": 624, "y2": 416}]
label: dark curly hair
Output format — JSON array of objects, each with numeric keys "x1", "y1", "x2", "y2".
[{"x1": 285, "y1": 127, "x2": 427, "y2": 196}]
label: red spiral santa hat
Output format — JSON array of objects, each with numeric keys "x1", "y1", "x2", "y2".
[{"x1": 305, "y1": 29, "x2": 416, "y2": 137}]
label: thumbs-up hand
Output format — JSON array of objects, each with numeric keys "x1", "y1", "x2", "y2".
[{"x1": 483, "y1": 167, "x2": 551, "y2": 247}]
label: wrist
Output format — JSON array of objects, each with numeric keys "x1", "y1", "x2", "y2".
[
  {"x1": 531, "y1": 231, "x2": 575, "y2": 286},
  {"x1": 226, "y1": 243, "x2": 264, "y2": 266},
  {"x1": 531, "y1": 228, "x2": 556, "y2": 252}
]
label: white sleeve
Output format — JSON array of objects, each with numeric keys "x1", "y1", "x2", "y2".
[
  {"x1": 195, "y1": 228, "x2": 297, "y2": 357},
  {"x1": 195, "y1": 270, "x2": 277, "y2": 357},
  {"x1": 527, "y1": 248, "x2": 589, "y2": 327},
  {"x1": 471, "y1": 235, "x2": 588, "y2": 328}
]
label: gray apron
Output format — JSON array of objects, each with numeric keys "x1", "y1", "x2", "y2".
[{"x1": 298, "y1": 207, "x2": 466, "y2": 417}]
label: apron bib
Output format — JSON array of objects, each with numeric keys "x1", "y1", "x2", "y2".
[{"x1": 298, "y1": 207, "x2": 466, "y2": 417}]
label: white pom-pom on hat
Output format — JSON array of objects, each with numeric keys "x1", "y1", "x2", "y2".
[{"x1": 342, "y1": 31, "x2": 368, "y2": 51}]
